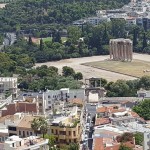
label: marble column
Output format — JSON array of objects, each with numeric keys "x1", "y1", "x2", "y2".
[{"x1": 110, "y1": 41, "x2": 112, "y2": 59}]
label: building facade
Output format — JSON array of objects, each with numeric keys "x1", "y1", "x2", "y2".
[{"x1": 0, "y1": 77, "x2": 18, "y2": 97}]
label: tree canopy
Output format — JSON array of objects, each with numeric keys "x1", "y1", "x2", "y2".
[{"x1": 132, "y1": 99, "x2": 150, "y2": 120}]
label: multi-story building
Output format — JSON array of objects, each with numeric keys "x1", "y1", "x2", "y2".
[
  {"x1": 43, "y1": 88, "x2": 85, "y2": 110},
  {"x1": 1, "y1": 99, "x2": 39, "y2": 117},
  {"x1": 50, "y1": 106, "x2": 82, "y2": 147},
  {"x1": 0, "y1": 77, "x2": 18, "y2": 97},
  {"x1": 4, "y1": 135, "x2": 49, "y2": 150},
  {"x1": 144, "y1": 132, "x2": 150, "y2": 150},
  {"x1": 137, "y1": 89, "x2": 150, "y2": 98},
  {"x1": 0, "y1": 113, "x2": 37, "y2": 137}
]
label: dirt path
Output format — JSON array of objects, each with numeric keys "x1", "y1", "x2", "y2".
[{"x1": 35, "y1": 53, "x2": 150, "y2": 81}]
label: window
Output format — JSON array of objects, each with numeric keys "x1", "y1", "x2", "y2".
[
  {"x1": 27, "y1": 131, "x2": 29, "y2": 136},
  {"x1": 60, "y1": 139, "x2": 66, "y2": 143},
  {"x1": 12, "y1": 143, "x2": 14, "y2": 147},
  {"x1": 74, "y1": 139, "x2": 76, "y2": 143},
  {"x1": 69, "y1": 139, "x2": 71, "y2": 143},
  {"x1": 19, "y1": 131, "x2": 21, "y2": 135},
  {"x1": 69, "y1": 131, "x2": 71, "y2": 136},
  {"x1": 39, "y1": 103, "x2": 42, "y2": 106},
  {"x1": 8, "y1": 126, "x2": 16, "y2": 131},
  {"x1": 73, "y1": 131, "x2": 76, "y2": 136},
  {"x1": 59, "y1": 131, "x2": 66, "y2": 135},
  {"x1": 48, "y1": 101, "x2": 51, "y2": 104},
  {"x1": 51, "y1": 129, "x2": 53, "y2": 134},
  {"x1": 23, "y1": 131, "x2": 25, "y2": 137},
  {"x1": 56, "y1": 130, "x2": 58, "y2": 134},
  {"x1": 19, "y1": 141, "x2": 21, "y2": 146},
  {"x1": 30, "y1": 132, "x2": 32, "y2": 135},
  {"x1": 48, "y1": 95, "x2": 51, "y2": 98},
  {"x1": 74, "y1": 95, "x2": 76, "y2": 98}
]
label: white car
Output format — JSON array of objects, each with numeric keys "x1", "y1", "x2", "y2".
[
  {"x1": 84, "y1": 135, "x2": 88, "y2": 141},
  {"x1": 90, "y1": 103, "x2": 96, "y2": 106}
]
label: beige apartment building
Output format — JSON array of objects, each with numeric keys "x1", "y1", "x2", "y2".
[{"x1": 50, "y1": 106, "x2": 82, "y2": 147}]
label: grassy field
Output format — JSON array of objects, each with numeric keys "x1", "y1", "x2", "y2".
[
  {"x1": 42, "y1": 37, "x2": 67, "y2": 43},
  {"x1": 82, "y1": 59, "x2": 150, "y2": 78}
]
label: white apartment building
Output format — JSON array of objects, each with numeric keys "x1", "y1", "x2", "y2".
[
  {"x1": 43, "y1": 88, "x2": 85, "y2": 110},
  {"x1": 137, "y1": 89, "x2": 150, "y2": 98},
  {"x1": 86, "y1": 16, "x2": 109, "y2": 25},
  {"x1": 0, "y1": 77, "x2": 18, "y2": 96},
  {"x1": 144, "y1": 132, "x2": 150, "y2": 150},
  {"x1": 4, "y1": 135, "x2": 49, "y2": 150}
]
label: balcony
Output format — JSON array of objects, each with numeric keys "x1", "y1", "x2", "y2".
[{"x1": 59, "y1": 135, "x2": 66, "y2": 139}]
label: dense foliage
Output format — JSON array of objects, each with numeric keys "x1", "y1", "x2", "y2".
[
  {"x1": 18, "y1": 65, "x2": 82, "y2": 91},
  {"x1": 133, "y1": 99, "x2": 150, "y2": 120},
  {"x1": 134, "y1": 132, "x2": 143, "y2": 146},
  {"x1": 0, "y1": 0, "x2": 130, "y2": 32},
  {"x1": 105, "y1": 76, "x2": 150, "y2": 97}
]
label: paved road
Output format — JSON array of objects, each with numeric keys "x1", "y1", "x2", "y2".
[{"x1": 86, "y1": 104, "x2": 96, "y2": 150}]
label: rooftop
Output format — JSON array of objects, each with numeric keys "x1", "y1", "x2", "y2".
[
  {"x1": 5, "y1": 136, "x2": 49, "y2": 150},
  {"x1": 95, "y1": 118, "x2": 110, "y2": 126}
]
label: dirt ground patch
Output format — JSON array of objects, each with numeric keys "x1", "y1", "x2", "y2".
[{"x1": 82, "y1": 59, "x2": 150, "y2": 78}]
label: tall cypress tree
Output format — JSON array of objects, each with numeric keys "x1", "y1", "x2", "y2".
[
  {"x1": 133, "y1": 28, "x2": 138, "y2": 46},
  {"x1": 102, "y1": 24, "x2": 109, "y2": 45},
  {"x1": 28, "y1": 35, "x2": 32, "y2": 45},
  {"x1": 40, "y1": 38, "x2": 44, "y2": 51},
  {"x1": 142, "y1": 32, "x2": 147, "y2": 50}
]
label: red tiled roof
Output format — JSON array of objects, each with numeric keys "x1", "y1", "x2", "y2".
[
  {"x1": 70, "y1": 98, "x2": 83, "y2": 105},
  {"x1": 130, "y1": 111, "x2": 139, "y2": 118},
  {"x1": 95, "y1": 118, "x2": 110, "y2": 126},
  {"x1": 93, "y1": 138, "x2": 104, "y2": 150},
  {"x1": 96, "y1": 106, "x2": 126, "y2": 114}
]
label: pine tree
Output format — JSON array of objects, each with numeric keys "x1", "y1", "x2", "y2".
[
  {"x1": 142, "y1": 32, "x2": 147, "y2": 50},
  {"x1": 52, "y1": 30, "x2": 61, "y2": 43}
]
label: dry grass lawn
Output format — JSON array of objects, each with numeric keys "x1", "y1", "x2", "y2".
[{"x1": 82, "y1": 59, "x2": 150, "y2": 78}]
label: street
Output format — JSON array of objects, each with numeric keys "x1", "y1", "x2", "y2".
[{"x1": 81, "y1": 104, "x2": 96, "y2": 150}]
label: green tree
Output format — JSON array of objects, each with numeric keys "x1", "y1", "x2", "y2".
[
  {"x1": 142, "y1": 32, "x2": 147, "y2": 50},
  {"x1": 74, "y1": 72, "x2": 83, "y2": 80},
  {"x1": 44, "y1": 134, "x2": 56, "y2": 148},
  {"x1": 28, "y1": 35, "x2": 32, "y2": 45},
  {"x1": 40, "y1": 38, "x2": 44, "y2": 51},
  {"x1": 133, "y1": 28, "x2": 138, "y2": 46},
  {"x1": 31, "y1": 118, "x2": 40, "y2": 136},
  {"x1": 62, "y1": 66, "x2": 75, "y2": 77},
  {"x1": 102, "y1": 24, "x2": 109, "y2": 45},
  {"x1": 68, "y1": 26, "x2": 81, "y2": 44},
  {"x1": 132, "y1": 99, "x2": 150, "y2": 120},
  {"x1": 134, "y1": 132, "x2": 143, "y2": 146},
  {"x1": 68, "y1": 143, "x2": 79, "y2": 150},
  {"x1": 52, "y1": 30, "x2": 62, "y2": 43},
  {"x1": 119, "y1": 144, "x2": 133, "y2": 150},
  {"x1": 39, "y1": 117, "x2": 48, "y2": 138},
  {"x1": 31, "y1": 117, "x2": 48, "y2": 137}
]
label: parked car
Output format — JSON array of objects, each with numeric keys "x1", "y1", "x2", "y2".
[{"x1": 90, "y1": 103, "x2": 96, "y2": 106}]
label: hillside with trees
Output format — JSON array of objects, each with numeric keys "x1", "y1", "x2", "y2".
[{"x1": 0, "y1": 0, "x2": 130, "y2": 32}]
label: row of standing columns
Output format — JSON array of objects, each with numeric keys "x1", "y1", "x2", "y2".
[{"x1": 109, "y1": 39, "x2": 133, "y2": 61}]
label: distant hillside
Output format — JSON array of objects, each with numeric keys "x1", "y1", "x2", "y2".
[{"x1": 0, "y1": 0, "x2": 130, "y2": 32}]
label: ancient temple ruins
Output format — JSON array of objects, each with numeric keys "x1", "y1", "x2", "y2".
[{"x1": 109, "y1": 38, "x2": 133, "y2": 61}]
